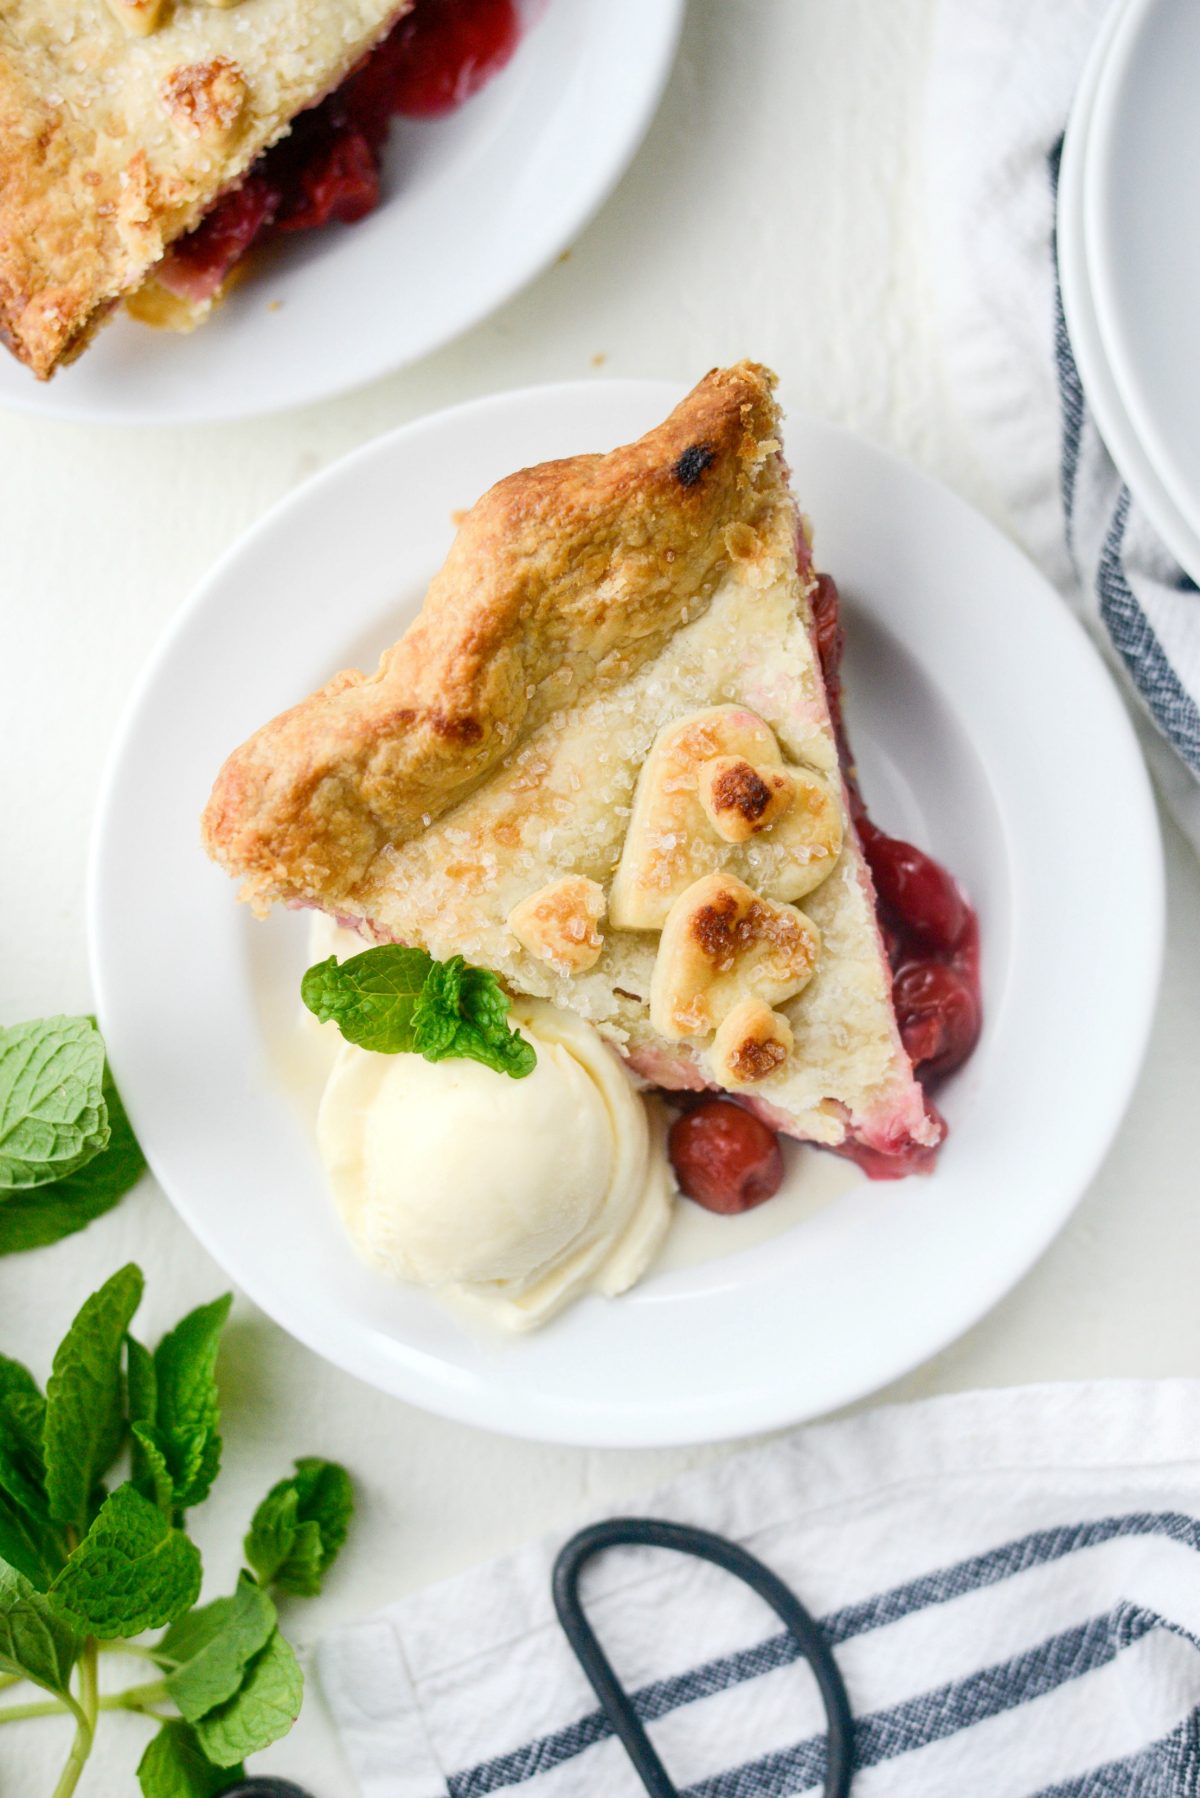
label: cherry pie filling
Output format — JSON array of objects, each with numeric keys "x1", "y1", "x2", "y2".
[
  {"x1": 667, "y1": 571, "x2": 982, "y2": 1204},
  {"x1": 155, "y1": 0, "x2": 519, "y2": 308}
]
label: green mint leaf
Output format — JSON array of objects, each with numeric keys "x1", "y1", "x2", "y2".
[
  {"x1": 43, "y1": 1263, "x2": 143, "y2": 1532},
  {"x1": 128, "y1": 1333, "x2": 176, "y2": 1516},
  {"x1": 151, "y1": 1295, "x2": 232, "y2": 1513},
  {"x1": 137, "y1": 1720, "x2": 243, "y2": 1798},
  {"x1": 49, "y1": 1481, "x2": 201, "y2": 1638},
  {"x1": 244, "y1": 1489, "x2": 320, "y2": 1595},
  {"x1": 127, "y1": 1334, "x2": 157, "y2": 1435},
  {"x1": 301, "y1": 945, "x2": 432, "y2": 1053},
  {"x1": 131, "y1": 1424, "x2": 175, "y2": 1517},
  {"x1": 0, "y1": 1492, "x2": 67, "y2": 1591},
  {"x1": 0, "y1": 1353, "x2": 46, "y2": 1503},
  {"x1": 163, "y1": 1572, "x2": 276, "y2": 1722},
  {"x1": 0, "y1": 1357, "x2": 67, "y2": 1587},
  {"x1": 43, "y1": 1262, "x2": 143, "y2": 1531},
  {"x1": 412, "y1": 955, "x2": 536, "y2": 1079},
  {"x1": 0, "y1": 1561, "x2": 79, "y2": 1699},
  {"x1": 0, "y1": 1064, "x2": 146, "y2": 1256},
  {"x1": 245, "y1": 1457, "x2": 354, "y2": 1598},
  {"x1": 302, "y1": 945, "x2": 535, "y2": 1076},
  {"x1": 0, "y1": 1352, "x2": 42, "y2": 1412},
  {"x1": 193, "y1": 1626, "x2": 303, "y2": 1767},
  {"x1": 0, "y1": 1442, "x2": 47, "y2": 1534},
  {"x1": 242, "y1": 1487, "x2": 300, "y2": 1590},
  {"x1": 0, "y1": 1016, "x2": 108, "y2": 1191}
]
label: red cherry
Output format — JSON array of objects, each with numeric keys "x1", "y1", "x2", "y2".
[
  {"x1": 274, "y1": 128, "x2": 380, "y2": 232},
  {"x1": 388, "y1": 0, "x2": 520, "y2": 117},
  {"x1": 668, "y1": 1100, "x2": 784, "y2": 1214},
  {"x1": 893, "y1": 960, "x2": 981, "y2": 1080},
  {"x1": 863, "y1": 828, "x2": 970, "y2": 955},
  {"x1": 164, "y1": 175, "x2": 281, "y2": 299},
  {"x1": 810, "y1": 572, "x2": 844, "y2": 688}
]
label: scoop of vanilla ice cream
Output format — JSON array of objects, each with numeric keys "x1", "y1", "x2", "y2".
[{"x1": 317, "y1": 997, "x2": 673, "y2": 1330}]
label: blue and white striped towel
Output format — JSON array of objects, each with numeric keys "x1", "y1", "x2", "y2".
[
  {"x1": 925, "y1": 0, "x2": 1200, "y2": 853},
  {"x1": 318, "y1": 1383, "x2": 1200, "y2": 1795}
]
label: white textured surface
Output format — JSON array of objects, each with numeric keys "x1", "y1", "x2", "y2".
[{"x1": 1, "y1": 1, "x2": 1198, "y2": 1791}]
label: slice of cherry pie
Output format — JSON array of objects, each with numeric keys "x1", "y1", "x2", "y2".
[
  {"x1": 202, "y1": 362, "x2": 981, "y2": 1174},
  {"x1": 0, "y1": 0, "x2": 517, "y2": 373}
]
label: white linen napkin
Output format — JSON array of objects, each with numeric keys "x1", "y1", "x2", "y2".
[
  {"x1": 319, "y1": 1382, "x2": 1200, "y2": 1795},
  {"x1": 925, "y1": 0, "x2": 1200, "y2": 852}
]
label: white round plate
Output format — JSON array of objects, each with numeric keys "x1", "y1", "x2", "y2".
[
  {"x1": 89, "y1": 381, "x2": 1164, "y2": 1447},
  {"x1": 0, "y1": 0, "x2": 681, "y2": 426},
  {"x1": 1086, "y1": 0, "x2": 1200, "y2": 544},
  {"x1": 1058, "y1": 0, "x2": 1200, "y2": 582}
]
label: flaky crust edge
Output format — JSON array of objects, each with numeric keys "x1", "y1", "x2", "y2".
[
  {"x1": 202, "y1": 361, "x2": 794, "y2": 914},
  {"x1": 0, "y1": 6, "x2": 408, "y2": 379}
]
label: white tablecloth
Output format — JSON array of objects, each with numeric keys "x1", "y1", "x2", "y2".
[{"x1": 2, "y1": 2, "x2": 1199, "y2": 1790}]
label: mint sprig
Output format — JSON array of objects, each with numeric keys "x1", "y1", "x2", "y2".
[
  {"x1": 0, "y1": 1266, "x2": 355, "y2": 1797},
  {"x1": 302, "y1": 943, "x2": 536, "y2": 1077}
]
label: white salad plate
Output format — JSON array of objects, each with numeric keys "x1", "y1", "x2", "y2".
[
  {"x1": 0, "y1": 0, "x2": 682, "y2": 427},
  {"x1": 89, "y1": 380, "x2": 1164, "y2": 1448},
  {"x1": 1057, "y1": 0, "x2": 1200, "y2": 584},
  {"x1": 1086, "y1": 0, "x2": 1200, "y2": 547}
]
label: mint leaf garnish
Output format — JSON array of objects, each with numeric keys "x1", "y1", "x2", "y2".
[
  {"x1": 50, "y1": 1483, "x2": 201, "y2": 1637},
  {"x1": 163, "y1": 1573, "x2": 276, "y2": 1722},
  {"x1": 301, "y1": 944, "x2": 535, "y2": 1077},
  {"x1": 44, "y1": 1263, "x2": 143, "y2": 1532},
  {"x1": 0, "y1": 1017, "x2": 107, "y2": 1191},
  {"x1": 137, "y1": 1720, "x2": 242, "y2": 1798},
  {"x1": 300, "y1": 944, "x2": 432, "y2": 1053},
  {"x1": 0, "y1": 1064, "x2": 146, "y2": 1256},
  {"x1": 193, "y1": 1627, "x2": 303, "y2": 1767},
  {"x1": 412, "y1": 955, "x2": 537, "y2": 1078},
  {"x1": 0, "y1": 1561, "x2": 80, "y2": 1700},
  {"x1": 245, "y1": 1457, "x2": 354, "y2": 1598}
]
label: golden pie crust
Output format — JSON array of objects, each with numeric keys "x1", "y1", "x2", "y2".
[
  {"x1": 0, "y1": 0, "x2": 408, "y2": 376},
  {"x1": 203, "y1": 362, "x2": 937, "y2": 1154}
]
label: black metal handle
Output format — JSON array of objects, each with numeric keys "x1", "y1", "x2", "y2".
[
  {"x1": 552, "y1": 1517, "x2": 853, "y2": 1798},
  {"x1": 220, "y1": 1781, "x2": 315, "y2": 1797}
]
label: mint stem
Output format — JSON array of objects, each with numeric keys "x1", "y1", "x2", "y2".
[
  {"x1": 97, "y1": 1677, "x2": 171, "y2": 1713},
  {"x1": 50, "y1": 1638, "x2": 96, "y2": 1798},
  {"x1": 98, "y1": 1640, "x2": 172, "y2": 1666},
  {"x1": 0, "y1": 1695, "x2": 72, "y2": 1722}
]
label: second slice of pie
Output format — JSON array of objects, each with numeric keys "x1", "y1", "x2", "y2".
[{"x1": 203, "y1": 362, "x2": 977, "y2": 1171}]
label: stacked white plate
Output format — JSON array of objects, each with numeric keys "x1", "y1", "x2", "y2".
[{"x1": 1058, "y1": 0, "x2": 1200, "y2": 583}]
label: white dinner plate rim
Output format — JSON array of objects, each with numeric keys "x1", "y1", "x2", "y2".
[
  {"x1": 88, "y1": 380, "x2": 1165, "y2": 1446},
  {"x1": 0, "y1": 0, "x2": 684, "y2": 427},
  {"x1": 1057, "y1": 0, "x2": 1200, "y2": 584},
  {"x1": 1084, "y1": 0, "x2": 1200, "y2": 549}
]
